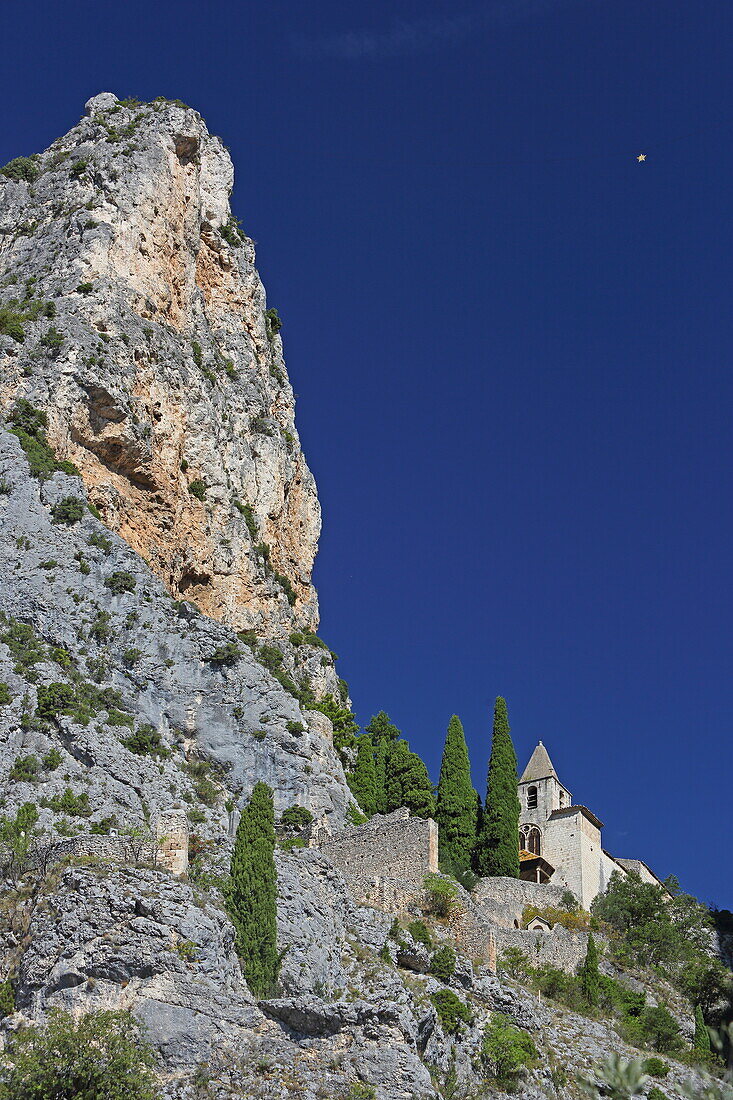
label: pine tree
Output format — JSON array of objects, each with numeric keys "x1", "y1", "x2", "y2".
[
  {"x1": 348, "y1": 735, "x2": 379, "y2": 816},
  {"x1": 579, "y1": 932, "x2": 600, "y2": 1007},
  {"x1": 385, "y1": 739, "x2": 436, "y2": 818},
  {"x1": 436, "y1": 715, "x2": 478, "y2": 874},
  {"x1": 693, "y1": 1004, "x2": 710, "y2": 1055},
  {"x1": 474, "y1": 697, "x2": 521, "y2": 877},
  {"x1": 366, "y1": 711, "x2": 401, "y2": 814},
  {"x1": 227, "y1": 781, "x2": 279, "y2": 997}
]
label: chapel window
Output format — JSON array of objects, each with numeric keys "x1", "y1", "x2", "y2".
[
  {"x1": 527, "y1": 786, "x2": 538, "y2": 809},
  {"x1": 528, "y1": 827, "x2": 541, "y2": 855}
]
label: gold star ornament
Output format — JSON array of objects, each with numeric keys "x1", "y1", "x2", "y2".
[{"x1": 637, "y1": 153, "x2": 646, "y2": 162}]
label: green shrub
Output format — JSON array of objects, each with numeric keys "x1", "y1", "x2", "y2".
[
  {"x1": 0, "y1": 618, "x2": 47, "y2": 673},
  {"x1": 88, "y1": 530, "x2": 113, "y2": 554},
  {"x1": 0, "y1": 305, "x2": 25, "y2": 341},
  {"x1": 76, "y1": 282, "x2": 94, "y2": 294},
  {"x1": 106, "y1": 708, "x2": 135, "y2": 729},
  {"x1": 70, "y1": 158, "x2": 89, "y2": 178},
  {"x1": 51, "y1": 496, "x2": 85, "y2": 525},
  {"x1": 188, "y1": 479, "x2": 206, "y2": 500},
  {"x1": 122, "y1": 724, "x2": 168, "y2": 757},
  {"x1": 89, "y1": 610, "x2": 112, "y2": 642},
  {"x1": 430, "y1": 990, "x2": 472, "y2": 1034},
  {"x1": 499, "y1": 948, "x2": 530, "y2": 978},
  {"x1": 9, "y1": 754, "x2": 40, "y2": 782},
  {"x1": 233, "y1": 500, "x2": 258, "y2": 539},
  {"x1": 280, "y1": 805, "x2": 313, "y2": 828},
  {"x1": 274, "y1": 569, "x2": 296, "y2": 605},
  {"x1": 0, "y1": 684, "x2": 11, "y2": 706},
  {"x1": 346, "y1": 1084, "x2": 376, "y2": 1100},
  {"x1": 40, "y1": 325, "x2": 63, "y2": 354},
  {"x1": 35, "y1": 681, "x2": 96, "y2": 725},
  {"x1": 647, "y1": 1088, "x2": 668, "y2": 1100},
  {"x1": 123, "y1": 647, "x2": 143, "y2": 666},
  {"x1": 278, "y1": 836, "x2": 306, "y2": 851},
  {"x1": 0, "y1": 1008, "x2": 159, "y2": 1099},
  {"x1": 256, "y1": 644, "x2": 284, "y2": 671},
  {"x1": 250, "y1": 416, "x2": 273, "y2": 436},
  {"x1": 42, "y1": 748, "x2": 62, "y2": 770},
  {"x1": 0, "y1": 979, "x2": 15, "y2": 1018},
  {"x1": 430, "y1": 945, "x2": 457, "y2": 982},
  {"x1": 41, "y1": 787, "x2": 92, "y2": 817},
  {"x1": 642, "y1": 1057, "x2": 669, "y2": 1077},
  {"x1": 620, "y1": 1004, "x2": 682, "y2": 1054},
  {"x1": 104, "y1": 571, "x2": 136, "y2": 594},
  {"x1": 481, "y1": 1013, "x2": 537, "y2": 1090},
  {"x1": 35, "y1": 681, "x2": 76, "y2": 721},
  {"x1": 1, "y1": 155, "x2": 40, "y2": 182},
  {"x1": 220, "y1": 216, "x2": 245, "y2": 247},
  {"x1": 406, "y1": 920, "x2": 432, "y2": 947},
  {"x1": 423, "y1": 873, "x2": 460, "y2": 918},
  {"x1": 8, "y1": 400, "x2": 80, "y2": 479},
  {"x1": 264, "y1": 307, "x2": 282, "y2": 338},
  {"x1": 286, "y1": 720, "x2": 305, "y2": 735},
  {"x1": 346, "y1": 1086, "x2": 376, "y2": 1100},
  {"x1": 533, "y1": 964, "x2": 585, "y2": 1012},
  {"x1": 209, "y1": 642, "x2": 242, "y2": 666},
  {"x1": 191, "y1": 340, "x2": 202, "y2": 367}
]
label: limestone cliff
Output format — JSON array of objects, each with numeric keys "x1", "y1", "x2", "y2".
[{"x1": 0, "y1": 92, "x2": 336, "y2": 698}]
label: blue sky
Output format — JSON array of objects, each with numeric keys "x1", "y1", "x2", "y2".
[{"x1": 2, "y1": 0, "x2": 731, "y2": 907}]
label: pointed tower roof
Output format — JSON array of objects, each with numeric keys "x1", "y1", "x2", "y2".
[{"x1": 520, "y1": 741, "x2": 559, "y2": 784}]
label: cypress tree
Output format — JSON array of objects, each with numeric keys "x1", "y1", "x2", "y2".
[
  {"x1": 436, "y1": 715, "x2": 478, "y2": 874},
  {"x1": 385, "y1": 739, "x2": 436, "y2": 818},
  {"x1": 366, "y1": 711, "x2": 401, "y2": 814},
  {"x1": 227, "y1": 781, "x2": 279, "y2": 997},
  {"x1": 348, "y1": 735, "x2": 379, "y2": 816},
  {"x1": 579, "y1": 932, "x2": 600, "y2": 1007},
  {"x1": 474, "y1": 697, "x2": 521, "y2": 877},
  {"x1": 693, "y1": 1004, "x2": 710, "y2": 1055}
]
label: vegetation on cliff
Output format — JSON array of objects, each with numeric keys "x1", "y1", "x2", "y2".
[
  {"x1": 227, "y1": 782, "x2": 280, "y2": 997},
  {"x1": 474, "y1": 697, "x2": 521, "y2": 877},
  {"x1": 436, "y1": 714, "x2": 478, "y2": 875}
]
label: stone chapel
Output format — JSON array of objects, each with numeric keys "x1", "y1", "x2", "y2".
[{"x1": 517, "y1": 741, "x2": 663, "y2": 908}]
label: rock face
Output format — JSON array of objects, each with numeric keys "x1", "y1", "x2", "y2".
[
  {"x1": 0, "y1": 427, "x2": 350, "y2": 826},
  {"x1": 0, "y1": 92, "x2": 335, "y2": 687}
]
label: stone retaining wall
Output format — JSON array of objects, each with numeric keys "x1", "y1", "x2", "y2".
[
  {"x1": 473, "y1": 876, "x2": 568, "y2": 929},
  {"x1": 493, "y1": 925, "x2": 590, "y2": 972},
  {"x1": 321, "y1": 808, "x2": 438, "y2": 890}
]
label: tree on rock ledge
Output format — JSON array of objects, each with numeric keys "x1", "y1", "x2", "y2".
[
  {"x1": 436, "y1": 715, "x2": 478, "y2": 874},
  {"x1": 385, "y1": 738, "x2": 436, "y2": 819},
  {"x1": 348, "y1": 734, "x2": 379, "y2": 816},
  {"x1": 365, "y1": 710, "x2": 401, "y2": 813},
  {"x1": 694, "y1": 1003, "x2": 711, "y2": 1054},
  {"x1": 227, "y1": 781, "x2": 279, "y2": 997},
  {"x1": 579, "y1": 932, "x2": 600, "y2": 1007},
  {"x1": 474, "y1": 697, "x2": 520, "y2": 878}
]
